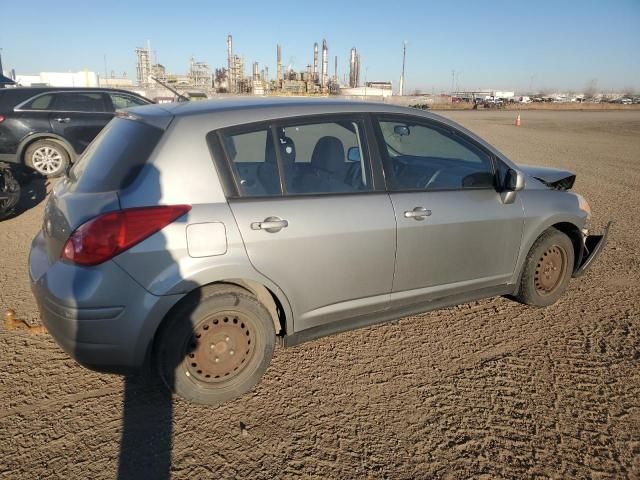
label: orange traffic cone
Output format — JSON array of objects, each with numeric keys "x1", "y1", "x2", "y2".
[{"x1": 515, "y1": 114, "x2": 521, "y2": 127}]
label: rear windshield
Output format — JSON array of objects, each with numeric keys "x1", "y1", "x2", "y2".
[{"x1": 70, "y1": 117, "x2": 163, "y2": 192}]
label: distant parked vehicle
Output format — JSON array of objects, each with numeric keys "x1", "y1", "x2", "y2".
[
  {"x1": 30, "y1": 98, "x2": 609, "y2": 406},
  {"x1": 0, "y1": 87, "x2": 153, "y2": 177}
]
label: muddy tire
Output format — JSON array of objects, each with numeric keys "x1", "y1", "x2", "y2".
[
  {"x1": 155, "y1": 285, "x2": 275, "y2": 406},
  {"x1": 515, "y1": 228, "x2": 575, "y2": 307},
  {"x1": 24, "y1": 140, "x2": 70, "y2": 177}
]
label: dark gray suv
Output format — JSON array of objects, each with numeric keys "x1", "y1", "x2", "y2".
[
  {"x1": 29, "y1": 98, "x2": 609, "y2": 405},
  {"x1": 0, "y1": 87, "x2": 152, "y2": 176}
]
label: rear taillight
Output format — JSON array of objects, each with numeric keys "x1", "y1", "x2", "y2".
[
  {"x1": 0, "y1": 115, "x2": 5, "y2": 123},
  {"x1": 62, "y1": 205, "x2": 191, "y2": 266}
]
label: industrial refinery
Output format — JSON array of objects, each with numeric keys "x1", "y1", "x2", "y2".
[{"x1": 130, "y1": 34, "x2": 389, "y2": 98}]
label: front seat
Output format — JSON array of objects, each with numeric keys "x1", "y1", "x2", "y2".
[
  {"x1": 258, "y1": 134, "x2": 296, "y2": 194},
  {"x1": 294, "y1": 136, "x2": 347, "y2": 193}
]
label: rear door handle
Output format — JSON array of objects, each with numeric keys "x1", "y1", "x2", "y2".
[
  {"x1": 404, "y1": 207, "x2": 432, "y2": 219},
  {"x1": 251, "y1": 216, "x2": 288, "y2": 232},
  {"x1": 55, "y1": 117, "x2": 71, "y2": 123}
]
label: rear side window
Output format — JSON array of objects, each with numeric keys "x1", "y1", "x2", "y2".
[
  {"x1": 215, "y1": 117, "x2": 373, "y2": 198},
  {"x1": 52, "y1": 92, "x2": 108, "y2": 112},
  {"x1": 220, "y1": 128, "x2": 280, "y2": 197},
  {"x1": 70, "y1": 117, "x2": 163, "y2": 192},
  {"x1": 20, "y1": 94, "x2": 54, "y2": 110},
  {"x1": 110, "y1": 93, "x2": 148, "y2": 109}
]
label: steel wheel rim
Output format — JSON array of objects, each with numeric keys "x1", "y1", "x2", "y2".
[
  {"x1": 184, "y1": 312, "x2": 255, "y2": 384},
  {"x1": 32, "y1": 146, "x2": 63, "y2": 174},
  {"x1": 534, "y1": 244, "x2": 568, "y2": 295}
]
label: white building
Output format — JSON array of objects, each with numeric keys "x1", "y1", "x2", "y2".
[
  {"x1": 15, "y1": 71, "x2": 100, "y2": 87},
  {"x1": 339, "y1": 83, "x2": 393, "y2": 98}
]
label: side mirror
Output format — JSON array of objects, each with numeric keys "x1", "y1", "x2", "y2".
[
  {"x1": 393, "y1": 125, "x2": 411, "y2": 136},
  {"x1": 505, "y1": 168, "x2": 525, "y2": 191},
  {"x1": 347, "y1": 146, "x2": 361, "y2": 162},
  {"x1": 501, "y1": 168, "x2": 525, "y2": 204}
]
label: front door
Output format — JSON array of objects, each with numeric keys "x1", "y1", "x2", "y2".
[
  {"x1": 374, "y1": 115, "x2": 524, "y2": 301},
  {"x1": 219, "y1": 116, "x2": 397, "y2": 332},
  {"x1": 49, "y1": 91, "x2": 114, "y2": 154}
]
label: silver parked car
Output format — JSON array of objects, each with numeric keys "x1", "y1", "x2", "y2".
[{"x1": 29, "y1": 99, "x2": 609, "y2": 405}]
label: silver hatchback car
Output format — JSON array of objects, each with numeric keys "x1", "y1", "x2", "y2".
[{"x1": 29, "y1": 98, "x2": 609, "y2": 405}]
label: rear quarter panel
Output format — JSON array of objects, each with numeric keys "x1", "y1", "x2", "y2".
[{"x1": 115, "y1": 116, "x2": 295, "y2": 332}]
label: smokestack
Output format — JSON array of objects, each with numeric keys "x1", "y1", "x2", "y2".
[
  {"x1": 321, "y1": 39, "x2": 328, "y2": 89},
  {"x1": 313, "y1": 43, "x2": 319, "y2": 83},
  {"x1": 227, "y1": 34, "x2": 234, "y2": 93},
  {"x1": 349, "y1": 48, "x2": 361, "y2": 88},
  {"x1": 399, "y1": 41, "x2": 407, "y2": 96},
  {"x1": 277, "y1": 44, "x2": 282, "y2": 85},
  {"x1": 334, "y1": 55, "x2": 338, "y2": 82},
  {"x1": 253, "y1": 62, "x2": 259, "y2": 81},
  {"x1": 349, "y1": 47, "x2": 356, "y2": 88}
]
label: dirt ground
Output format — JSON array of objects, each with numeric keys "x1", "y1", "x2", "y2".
[{"x1": 1, "y1": 110, "x2": 638, "y2": 479}]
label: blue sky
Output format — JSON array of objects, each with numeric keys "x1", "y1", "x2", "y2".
[{"x1": 1, "y1": 0, "x2": 639, "y2": 93}]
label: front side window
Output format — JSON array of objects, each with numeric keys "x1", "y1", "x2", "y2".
[
  {"x1": 218, "y1": 117, "x2": 373, "y2": 197},
  {"x1": 378, "y1": 118, "x2": 495, "y2": 191},
  {"x1": 109, "y1": 93, "x2": 148, "y2": 110},
  {"x1": 52, "y1": 92, "x2": 108, "y2": 112}
]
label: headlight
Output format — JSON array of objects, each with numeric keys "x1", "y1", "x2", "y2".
[{"x1": 576, "y1": 194, "x2": 591, "y2": 220}]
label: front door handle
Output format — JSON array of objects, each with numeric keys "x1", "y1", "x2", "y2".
[
  {"x1": 251, "y1": 216, "x2": 288, "y2": 233},
  {"x1": 55, "y1": 117, "x2": 71, "y2": 123},
  {"x1": 404, "y1": 207, "x2": 432, "y2": 220}
]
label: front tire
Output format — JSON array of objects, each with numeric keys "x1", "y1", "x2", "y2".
[
  {"x1": 24, "y1": 140, "x2": 70, "y2": 177},
  {"x1": 155, "y1": 285, "x2": 275, "y2": 406},
  {"x1": 515, "y1": 228, "x2": 575, "y2": 307}
]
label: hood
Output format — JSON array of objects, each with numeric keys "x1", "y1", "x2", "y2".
[{"x1": 519, "y1": 164, "x2": 576, "y2": 191}]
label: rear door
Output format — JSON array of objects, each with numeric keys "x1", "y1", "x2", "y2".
[
  {"x1": 374, "y1": 114, "x2": 524, "y2": 302},
  {"x1": 49, "y1": 91, "x2": 114, "y2": 154},
  {"x1": 212, "y1": 115, "x2": 397, "y2": 332}
]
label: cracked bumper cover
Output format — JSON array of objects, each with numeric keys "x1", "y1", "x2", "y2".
[{"x1": 573, "y1": 221, "x2": 612, "y2": 278}]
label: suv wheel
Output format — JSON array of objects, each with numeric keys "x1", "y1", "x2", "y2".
[
  {"x1": 155, "y1": 285, "x2": 275, "y2": 406},
  {"x1": 515, "y1": 228, "x2": 575, "y2": 307},
  {"x1": 25, "y1": 140, "x2": 70, "y2": 177}
]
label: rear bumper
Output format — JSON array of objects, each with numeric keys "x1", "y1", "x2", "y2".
[
  {"x1": 573, "y1": 221, "x2": 612, "y2": 278},
  {"x1": 29, "y1": 233, "x2": 184, "y2": 373}
]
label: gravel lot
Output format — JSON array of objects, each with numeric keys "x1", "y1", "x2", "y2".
[{"x1": 1, "y1": 110, "x2": 638, "y2": 479}]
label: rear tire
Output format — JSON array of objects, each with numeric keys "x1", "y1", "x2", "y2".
[
  {"x1": 24, "y1": 140, "x2": 70, "y2": 177},
  {"x1": 515, "y1": 228, "x2": 575, "y2": 307},
  {"x1": 154, "y1": 285, "x2": 275, "y2": 406}
]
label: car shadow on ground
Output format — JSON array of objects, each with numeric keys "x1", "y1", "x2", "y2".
[
  {"x1": 116, "y1": 287, "x2": 200, "y2": 480},
  {"x1": 66, "y1": 163, "x2": 197, "y2": 480}
]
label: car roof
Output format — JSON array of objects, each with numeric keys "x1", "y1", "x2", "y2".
[
  {"x1": 2, "y1": 86, "x2": 144, "y2": 95},
  {"x1": 127, "y1": 96, "x2": 434, "y2": 121}
]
